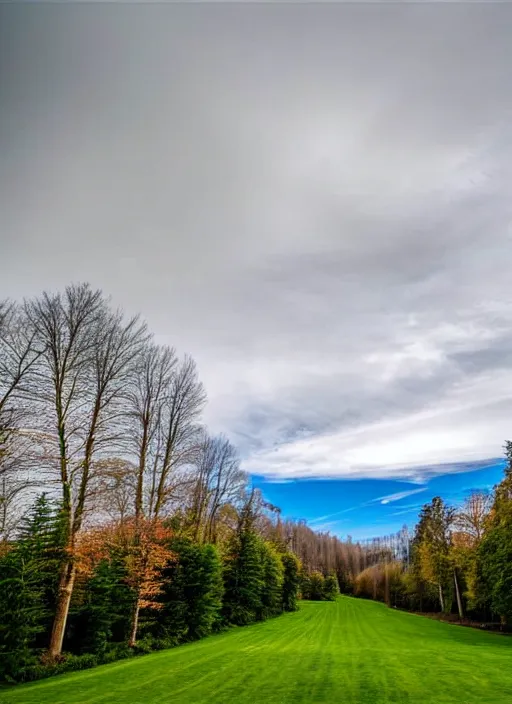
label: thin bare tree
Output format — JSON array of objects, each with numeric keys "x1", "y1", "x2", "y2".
[
  {"x1": 24, "y1": 283, "x2": 147, "y2": 658},
  {"x1": 190, "y1": 433, "x2": 246, "y2": 543}
]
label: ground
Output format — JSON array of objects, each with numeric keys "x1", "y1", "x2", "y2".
[{"x1": 2, "y1": 597, "x2": 512, "y2": 704}]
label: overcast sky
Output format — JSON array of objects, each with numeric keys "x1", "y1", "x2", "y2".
[{"x1": 2, "y1": 4, "x2": 512, "y2": 483}]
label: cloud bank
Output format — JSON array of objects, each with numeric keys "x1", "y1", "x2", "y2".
[{"x1": 1, "y1": 5, "x2": 512, "y2": 480}]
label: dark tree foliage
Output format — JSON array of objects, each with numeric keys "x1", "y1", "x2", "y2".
[
  {"x1": 257, "y1": 541, "x2": 284, "y2": 620},
  {"x1": 0, "y1": 543, "x2": 44, "y2": 680},
  {"x1": 0, "y1": 495, "x2": 63, "y2": 680},
  {"x1": 157, "y1": 537, "x2": 223, "y2": 643},
  {"x1": 67, "y1": 558, "x2": 135, "y2": 654},
  {"x1": 222, "y1": 529, "x2": 265, "y2": 625},
  {"x1": 281, "y1": 552, "x2": 301, "y2": 612}
]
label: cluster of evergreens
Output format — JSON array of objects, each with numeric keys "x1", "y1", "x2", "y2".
[{"x1": 0, "y1": 493, "x2": 303, "y2": 683}]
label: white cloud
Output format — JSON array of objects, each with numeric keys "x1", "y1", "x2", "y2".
[
  {"x1": 377, "y1": 489, "x2": 427, "y2": 505},
  {"x1": 2, "y1": 5, "x2": 512, "y2": 482}
]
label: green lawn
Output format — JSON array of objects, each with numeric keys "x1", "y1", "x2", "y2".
[{"x1": 2, "y1": 596, "x2": 512, "y2": 704}]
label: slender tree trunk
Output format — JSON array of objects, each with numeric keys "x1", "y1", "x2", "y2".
[
  {"x1": 384, "y1": 563, "x2": 390, "y2": 606},
  {"x1": 128, "y1": 598, "x2": 140, "y2": 647},
  {"x1": 454, "y1": 569, "x2": 464, "y2": 620},
  {"x1": 438, "y1": 582, "x2": 445, "y2": 612},
  {"x1": 48, "y1": 561, "x2": 76, "y2": 658}
]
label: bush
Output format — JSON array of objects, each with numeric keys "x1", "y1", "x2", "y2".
[{"x1": 323, "y1": 574, "x2": 340, "y2": 601}]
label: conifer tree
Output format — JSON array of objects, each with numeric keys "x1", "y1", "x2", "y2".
[
  {"x1": 222, "y1": 528, "x2": 264, "y2": 625},
  {"x1": 281, "y1": 552, "x2": 301, "y2": 612},
  {"x1": 0, "y1": 494, "x2": 63, "y2": 680},
  {"x1": 158, "y1": 537, "x2": 223, "y2": 642},
  {"x1": 258, "y1": 541, "x2": 284, "y2": 620}
]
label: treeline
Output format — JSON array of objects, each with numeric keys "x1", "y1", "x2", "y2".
[
  {"x1": 352, "y1": 449, "x2": 512, "y2": 629},
  {"x1": 0, "y1": 284, "x2": 344, "y2": 685},
  {"x1": 0, "y1": 491, "x2": 303, "y2": 683}
]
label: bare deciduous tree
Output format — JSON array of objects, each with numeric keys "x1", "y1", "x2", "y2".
[
  {"x1": 25, "y1": 283, "x2": 147, "y2": 658},
  {"x1": 190, "y1": 433, "x2": 247, "y2": 543}
]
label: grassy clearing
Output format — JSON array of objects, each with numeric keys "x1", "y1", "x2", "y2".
[{"x1": 2, "y1": 596, "x2": 511, "y2": 704}]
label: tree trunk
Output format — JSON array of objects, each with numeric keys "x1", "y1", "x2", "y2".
[
  {"x1": 454, "y1": 569, "x2": 464, "y2": 620},
  {"x1": 438, "y1": 582, "x2": 445, "y2": 612},
  {"x1": 128, "y1": 598, "x2": 141, "y2": 647},
  {"x1": 384, "y1": 564, "x2": 390, "y2": 606},
  {"x1": 48, "y1": 560, "x2": 76, "y2": 658}
]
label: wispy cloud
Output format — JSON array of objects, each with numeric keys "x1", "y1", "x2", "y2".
[
  {"x1": 309, "y1": 504, "x2": 364, "y2": 524},
  {"x1": 376, "y1": 488, "x2": 427, "y2": 505}
]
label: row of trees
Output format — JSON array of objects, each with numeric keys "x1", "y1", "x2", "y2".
[
  {"x1": 352, "y1": 448, "x2": 512, "y2": 628},
  {"x1": 1, "y1": 284, "x2": 344, "y2": 684},
  {"x1": 0, "y1": 490, "x2": 304, "y2": 682}
]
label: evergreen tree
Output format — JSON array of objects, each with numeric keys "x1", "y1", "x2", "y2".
[
  {"x1": 0, "y1": 543, "x2": 44, "y2": 680},
  {"x1": 281, "y1": 552, "x2": 301, "y2": 612},
  {"x1": 67, "y1": 557, "x2": 135, "y2": 654},
  {"x1": 222, "y1": 529, "x2": 264, "y2": 625},
  {"x1": 17, "y1": 494, "x2": 66, "y2": 648},
  {"x1": 158, "y1": 537, "x2": 223, "y2": 643},
  {"x1": 258, "y1": 541, "x2": 284, "y2": 620},
  {"x1": 0, "y1": 494, "x2": 63, "y2": 680}
]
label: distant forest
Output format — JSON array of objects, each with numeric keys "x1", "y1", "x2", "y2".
[{"x1": 1, "y1": 284, "x2": 512, "y2": 685}]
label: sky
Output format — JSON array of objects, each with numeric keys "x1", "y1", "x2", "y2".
[{"x1": 1, "y1": 4, "x2": 512, "y2": 539}]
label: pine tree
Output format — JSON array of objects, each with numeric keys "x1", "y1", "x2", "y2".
[
  {"x1": 0, "y1": 544, "x2": 44, "y2": 680},
  {"x1": 281, "y1": 552, "x2": 301, "y2": 612},
  {"x1": 258, "y1": 541, "x2": 284, "y2": 620},
  {"x1": 158, "y1": 537, "x2": 223, "y2": 643},
  {"x1": 68, "y1": 558, "x2": 134, "y2": 654},
  {"x1": 0, "y1": 494, "x2": 63, "y2": 681},
  {"x1": 222, "y1": 529, "x2": 264, "y2": 625},
  {"x1": 18, "y1": 494, "x2": 66, "y2": 649}
]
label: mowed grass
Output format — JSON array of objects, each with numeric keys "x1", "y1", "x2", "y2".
[{"x1": 2, "y1": 597, "x2": 512, "y2": 704}]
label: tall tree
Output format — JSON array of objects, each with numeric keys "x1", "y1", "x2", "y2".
[
  {"x1": 413, "y1": 497, "x2": 454, "y2": 612},
  {"x1": 25, "y1": 284, "x2": 147, "y2": 658},
  {"x1": 189, "y1": 434, "x2": 246, "y2": 543},
  {"x1": 157, "y1": 536, "x2": 223, "y2": 643},
  {"x1": 281, "y1": 552, "x2": 301, "y2": 612}
]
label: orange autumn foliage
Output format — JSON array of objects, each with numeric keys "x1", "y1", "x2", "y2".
[{"x1": 74, "y1": 517, "x2": 174, "y2": 609}]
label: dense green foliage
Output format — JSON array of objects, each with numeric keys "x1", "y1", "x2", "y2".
[
  {"x1": 281, "y1": 552, "x2": 301, "y2": 612},
  {"x1": 0, "y1": 497, "x2": 301, "y2": 684},
  {"x1": 323, "y1": 574, "x2": 340, "y2": 601},
  {"x1": 157, "y1": 537, "x2": 224, "y2": 643},
  {"x1": 300, "y1": 569, "x2": 340, "y2": 601},
  {"x1": 3, "y1": 285, "x2": 512, "y2": 688},
  {"x1": 2, "y1": 598, "x2": 512, "y2": 704},
  {"x1": 222, "y1": 528, "x2": 266, "y2": 625},
  {"x1": 0, "y1": 495, "x2": 64, "y2": 681}
]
